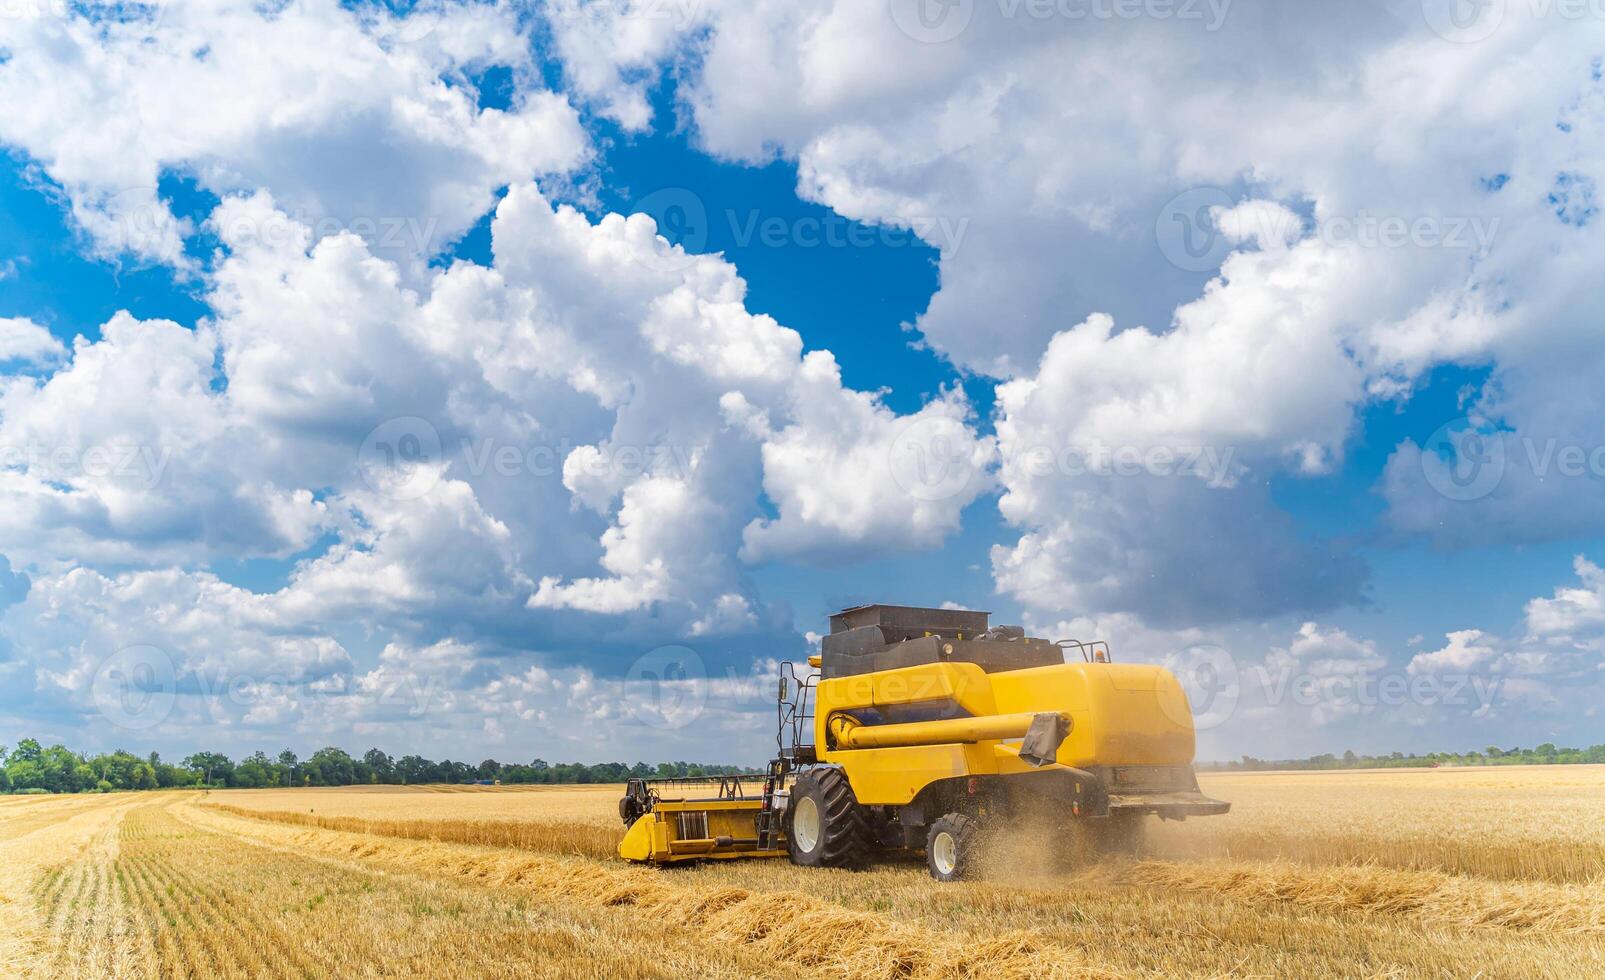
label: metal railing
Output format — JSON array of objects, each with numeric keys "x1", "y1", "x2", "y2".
[{"x1": 1056, "y1": 639, "x2": 1114, "y2": 663}]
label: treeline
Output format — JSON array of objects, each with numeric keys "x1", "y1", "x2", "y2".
[
  {"x1": 0, "y1": 739, "x2": 758, "y2": 794},
  {"x1": 1202, "y1": 743, "x2": 1605, "y2": 772}
]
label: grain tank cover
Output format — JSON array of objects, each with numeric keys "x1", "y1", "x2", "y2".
[
  {"x1": 821, "y1": 604, "x2": 1060, "y2": 679},
  {"x1": 829, "y1": 604, "x2": 989, "y2": 643}
]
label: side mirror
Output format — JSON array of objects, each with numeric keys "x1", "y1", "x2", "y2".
[{"x1": 779, "y1": 677, "x2": 790, "y2": 701}]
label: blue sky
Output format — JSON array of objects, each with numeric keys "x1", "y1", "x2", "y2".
[{"x1": 0, "y1": 1, "x2": 1602, "y2": 766}]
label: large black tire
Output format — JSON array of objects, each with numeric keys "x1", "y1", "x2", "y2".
[
  {"x1": 926, "y1": 812, "x2": 981, "y2": 882},
  {"x1": 786, "y1": 768, "x2": 872, "y2": 868}
]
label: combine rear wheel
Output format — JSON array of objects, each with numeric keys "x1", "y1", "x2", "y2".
[
  {"x1": 786, "y1": 768, "x2": 871, "y2": 868},
  {"x1": 926, "y1": 812, "x2": 981, "y2": 882}
]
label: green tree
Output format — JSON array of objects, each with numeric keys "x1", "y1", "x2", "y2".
[
  {"x1": 183, "y1": 751, "x2": 235, "y2": 787},
  {"x1": 11, "y1": 738, "x2": 43, "y2": 765},
  {"x1": 235, "y1": 751, "x2": 276, "y2": 788},
  {"x1": 363, "y1": 749, "x2": 396, "y2": 784},
  {"x1": 8, "y1": 760, "x2": 43, "y2": 790},
  {"x1": 308, "y1": 747, "x2": 357, "y2": 786},
  {"x1": 276, "y1": 750, "x2": 300, "y2": 787},
  {"x1": 31, "y1": 745, "x2": 90, "y2": 792},
  {"x1": 397, "y1": 755, "x2": 430, "y2": 785}
]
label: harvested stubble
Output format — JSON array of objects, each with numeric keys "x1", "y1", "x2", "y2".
[
  {"x1": 217, "y1": 792, "x2": 1605, "y2": 933},
  {"x1": 5, "y1": 767, "x2": 1605, "y2": 978},
  {"x1": 17, "y1": 797, "x2": 785, "y2": 978},
  {"x1": 1114, "y1": 858, "x2": 1605, "y2": 932},
  {"x1": 186, "y1": 800, "x2": 1105, "y2": 979}
]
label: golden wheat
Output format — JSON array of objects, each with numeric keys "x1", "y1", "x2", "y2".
[
  {"x1": 205, "y1": 802, "x2": 623, "y2": 858},
  {"x1": 206, "y1": 783, "x2": 621, "y2": 826},
  {"x1": 4, "y1": 766, "x2": 1603, "y2": 978},
  {"x1": 1149, "y1": 767, "x2": 1605, "y2": 883}
]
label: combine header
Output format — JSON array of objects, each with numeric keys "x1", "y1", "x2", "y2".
[{"x1": 619, "y1": 604, "x2": 1229, "y2": 880}]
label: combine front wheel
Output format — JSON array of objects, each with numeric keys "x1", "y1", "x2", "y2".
[{"x1": 786, "y1": 768, "x2": 871, "y2": 868}]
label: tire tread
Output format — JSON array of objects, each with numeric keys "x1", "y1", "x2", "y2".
[
  {"x1": 788, "y1": 768, "x2": 872, "y2": 868},
  {"x1": 926, "y1": 811, "x2": 980, "y2": 882}
]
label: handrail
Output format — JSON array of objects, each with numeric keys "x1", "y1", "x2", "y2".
[{"x1": 1055, "y1": 639, "x2": 1113, "y2": 663}]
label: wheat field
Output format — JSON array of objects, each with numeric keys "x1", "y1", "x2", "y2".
[{"x1": 3, "y1": 767, "x2": 1602, "y2": 978}]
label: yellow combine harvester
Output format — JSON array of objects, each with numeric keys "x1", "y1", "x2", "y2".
[{"x1": 619, "y1": 604, "x2": 1228, "y2": 880}]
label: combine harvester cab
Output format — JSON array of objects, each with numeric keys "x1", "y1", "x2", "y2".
[{"x1": 619, "y1": 604, "x2": 1229, "y2": 880}]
